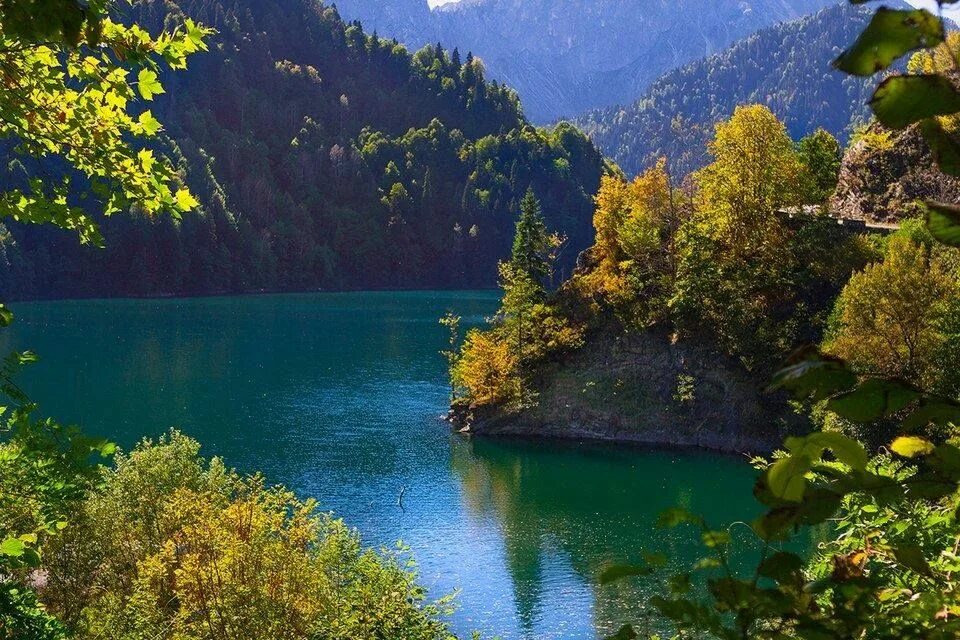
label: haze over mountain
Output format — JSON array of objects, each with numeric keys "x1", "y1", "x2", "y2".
[
  {"x1": 574, "y1": 3, "x2": 879, "y2": 177},
  {"x1": 333, "y1": 0, "x2": 840, "y2": 122}
]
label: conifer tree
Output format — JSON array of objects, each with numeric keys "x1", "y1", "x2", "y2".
[
  {"x1": 500, "y1": 189, "x2": 555, "y2": 364},
  {"x1": 510, "y1": 188, "x2": 553, "y2": 287}
]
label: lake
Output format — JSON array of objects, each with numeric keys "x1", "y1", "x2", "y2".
[{"x1": 2, "y1": 291, "x2": 763, "y2": 639}]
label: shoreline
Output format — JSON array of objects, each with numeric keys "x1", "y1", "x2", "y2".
[
  {"x1": 3, "y1": 286, "x2": 502, "y2": 306},
  {"x1": 447, "y1": 402, "x2": 793, "y2": 457},
  {"x1": 447, "y1": 416, "x2": 763, "y2": 460}
]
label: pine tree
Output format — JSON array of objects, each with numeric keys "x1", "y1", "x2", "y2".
[
  {"x1": 500, "y1": 188, "x2": 554, "y2": 363},
  {"x1": 510, "y1": 188, "x2": 553, "y2": 287}
]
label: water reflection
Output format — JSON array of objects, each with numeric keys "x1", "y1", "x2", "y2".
[{"x1": 450, "y1": 437, "x2": 761, "y2": 638}]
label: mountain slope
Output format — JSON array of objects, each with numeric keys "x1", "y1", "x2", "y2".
[
  {"x1": 333, "y1": 0, "x2": 837, "y2": 122},
  {"x1": 573, "y1": 3, "x2": 878, "y2": 177},
  {"x1": 0, "y1": 0, "x2": 606, "y2": 300}
]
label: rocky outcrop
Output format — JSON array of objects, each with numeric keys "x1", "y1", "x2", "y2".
[
  {"x1": 830, "y1": 122, "x2": 960, "y2": 223},
  {"x1": 452, "y1": 328, "x2": 807, "y2": 455}
]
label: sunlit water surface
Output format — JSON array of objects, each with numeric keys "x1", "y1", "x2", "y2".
[{"x1": 3, "y1": 291, "x2": 763, "y2": 639}]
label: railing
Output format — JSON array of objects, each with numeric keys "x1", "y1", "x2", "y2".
[{"x1": 776, "y1": 205, "x2": 900, "y2": 235}]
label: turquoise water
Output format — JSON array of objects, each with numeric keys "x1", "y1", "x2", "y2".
[{"x1": 2, "y1": 291, "x2": 762, "y2": 639}]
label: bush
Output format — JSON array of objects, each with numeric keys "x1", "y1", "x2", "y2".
[{"x1": 41, "y1": 432, "x2": 455, "y2": 640}]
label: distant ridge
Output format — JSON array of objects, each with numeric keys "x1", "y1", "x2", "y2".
[
  {"x1": 572, "y1": 3, "x2": 879, "y2": 177},
  {"x1": 332, "y1": 0, "x2": 838, "y2": 122}
]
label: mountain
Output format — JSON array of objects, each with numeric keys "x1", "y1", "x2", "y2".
[
  {"x1": 332, "y1": 0, "x2": 838, "y2": 122},
  {"x1": 0, "y1": 0, "x2": 607, "y2": 300},
  {"x1": 573, "y1": 3, "x2": 878, "y2": 178}
]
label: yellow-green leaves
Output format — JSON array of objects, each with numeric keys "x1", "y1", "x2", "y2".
[
  {"x1": 826, "y1": 379, "x2": 920, "y2": 423},
  {"x1": 0, "y1": 13, "x2": 210, "y2": 242},
  {"x1": 926, "y1": 202, "x2": 960, "y2": 247},
  {"x1": 175, "y1": 189, "x2": 200, "y2": 213},
  {"x1": 136, "y1": 69, "x2": 164, "y2": 100},
  {"x1": 767, "y1": 432, "x2": 867, "y2": 502},
  {"x1": 871, "y1": 75, "x2": 960, "y2": 129},
  {"x1": 0, "y1": 537, "x2": 25, "y2": 558},
  {"x1": 136, "y1": 110, "x2": 162, "y2": 136},
  {"x1": 768, "y1": 454, "x2": 813, "y2": 503},
  {"x1": 891, "y1": 436, "x2": 936, "y2": 458},
  {"x1": 834, "y1": 8, "x2": 944, "y2": 76}
]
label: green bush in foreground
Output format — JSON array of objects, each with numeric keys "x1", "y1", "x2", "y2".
[{"x1": 39, "y1": 432, "x2": 456, "y2": 640}]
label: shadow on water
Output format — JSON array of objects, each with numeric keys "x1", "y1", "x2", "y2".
[{"x1": 449, "y1": 435, "x2": 794, "y2": 638}]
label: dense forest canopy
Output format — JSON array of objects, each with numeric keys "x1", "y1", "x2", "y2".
[{"x1": 0, "y1": 0, "x2": 608, "y2": 300}]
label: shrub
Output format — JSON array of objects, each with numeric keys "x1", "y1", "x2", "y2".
[{"x1": 42, "y1": 432, "x2": 455, "y2": 640}]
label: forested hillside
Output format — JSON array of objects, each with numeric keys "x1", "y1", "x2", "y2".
[
  {"x1": 0, "y1": 0, "x2": 606, "y2": 300},
  {"x1": 333, "y1": 0, "x2": 837, "y2": 122},
  {"x1": 574, "y1": 3, "x2": 878, "y2": 177}
]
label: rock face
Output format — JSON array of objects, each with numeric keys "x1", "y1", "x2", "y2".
[
  {"x1": 334, "y1": 0, "x2": 837, "y2": 123},
  {"x1": 454, "y1": 329, "x2": 807, "y2": 455},
  {"x1": 831, "y1": 122, "x2": 960, "y2": 223}
]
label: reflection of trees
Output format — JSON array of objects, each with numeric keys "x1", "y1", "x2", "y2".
[{"x1": 450, "y1": 436, "x2": 770, "y2": 637}]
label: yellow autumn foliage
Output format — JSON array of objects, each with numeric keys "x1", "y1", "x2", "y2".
[
  {"x1": 42, "y1": 432, "x2": 455, "y2": 640},
  {"x1": 452, "y1": 327, "x2": 521, "y2": 406},
  {"x1": 825, "y1": 235, "x2": 960, "y2": 395}
]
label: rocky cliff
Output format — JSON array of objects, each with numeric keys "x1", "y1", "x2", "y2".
[
  {"x1": 831, "y1": 122, "x2": 960, "y2": 223},
  {"x1": 453, "y1": 328, "x2": 807, "y2": 455}
]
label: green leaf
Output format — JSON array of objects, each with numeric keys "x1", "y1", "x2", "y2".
[
  {"x1": 767, "y1": 454, "x2": 813, "y2": 502},
  {"x1": 890, "y1": 436, "x2": 935, "y2": 458},
  {"x1": 692, "y1": 556, "x2": 723, "y2": 571},
  {"x1": 922, "y1": 118, "x2": 960, "y2": 177},
  {"x1": 0, "y1": 538, "x2": 25, "y2": 557},
  {"x1": 833, "y1": 8, "x2": 944, "y2": 76},
  {"x1": 826, "y1": 379, "x2": 919, "y2": 423},
  {"x1": 668, "y1": 573, "x2": 692, "y2": 595},
  {"x1": 642, "y1": 552, "x2": 668, "y2": 567},
  {"x1": 701, "y1": 530, "x2": 731, "y2": 548},
  {"x1": 752, "y1": 507, "x2": 799, "y2": 542},
  {"x1": 598, "y1": 563, "x2": 654, "y2": 585},
  {"x1": 930, "y1": 443, "x2": 960, "y2": 476},
  {"x1": 0, "y1": 304, "x2": 12, "y2": 327},
  {"x1": 871, "y1": 75, "x2": 960, "y2": 129},
  {"x1": 137, "y1": 110, "x2": 162, "y2": 136},
  {"x1": 656, "y1": 507, "x2": 703, "y2": 529},
  {"x1": 175, "y1": 188, "x2": 199, "y2": 211},
  {"x1": 902, "y1": 398, "x2": 960, "y2": 430},
  {"x1": 769, "y1": 348, "x2": 856, "y2": 401},
  {"x1": 758, "y1": 552, "x2": 805, "y2": 583},
  {"x1": 800, "y1": 432, "x2": 869, "y2": 471},
  {"x1": 894, "y1": 545, "x2": 933, "y2": 576},
  {"x1": 795, "y1": 488, "x2": 844, "y2": 526},
  {"x1": 137, "y1": 69, "x2": 164, "y2": 101},
  {"x1": 926, "y1": 201, "x2": 960, "y2": 247}
]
